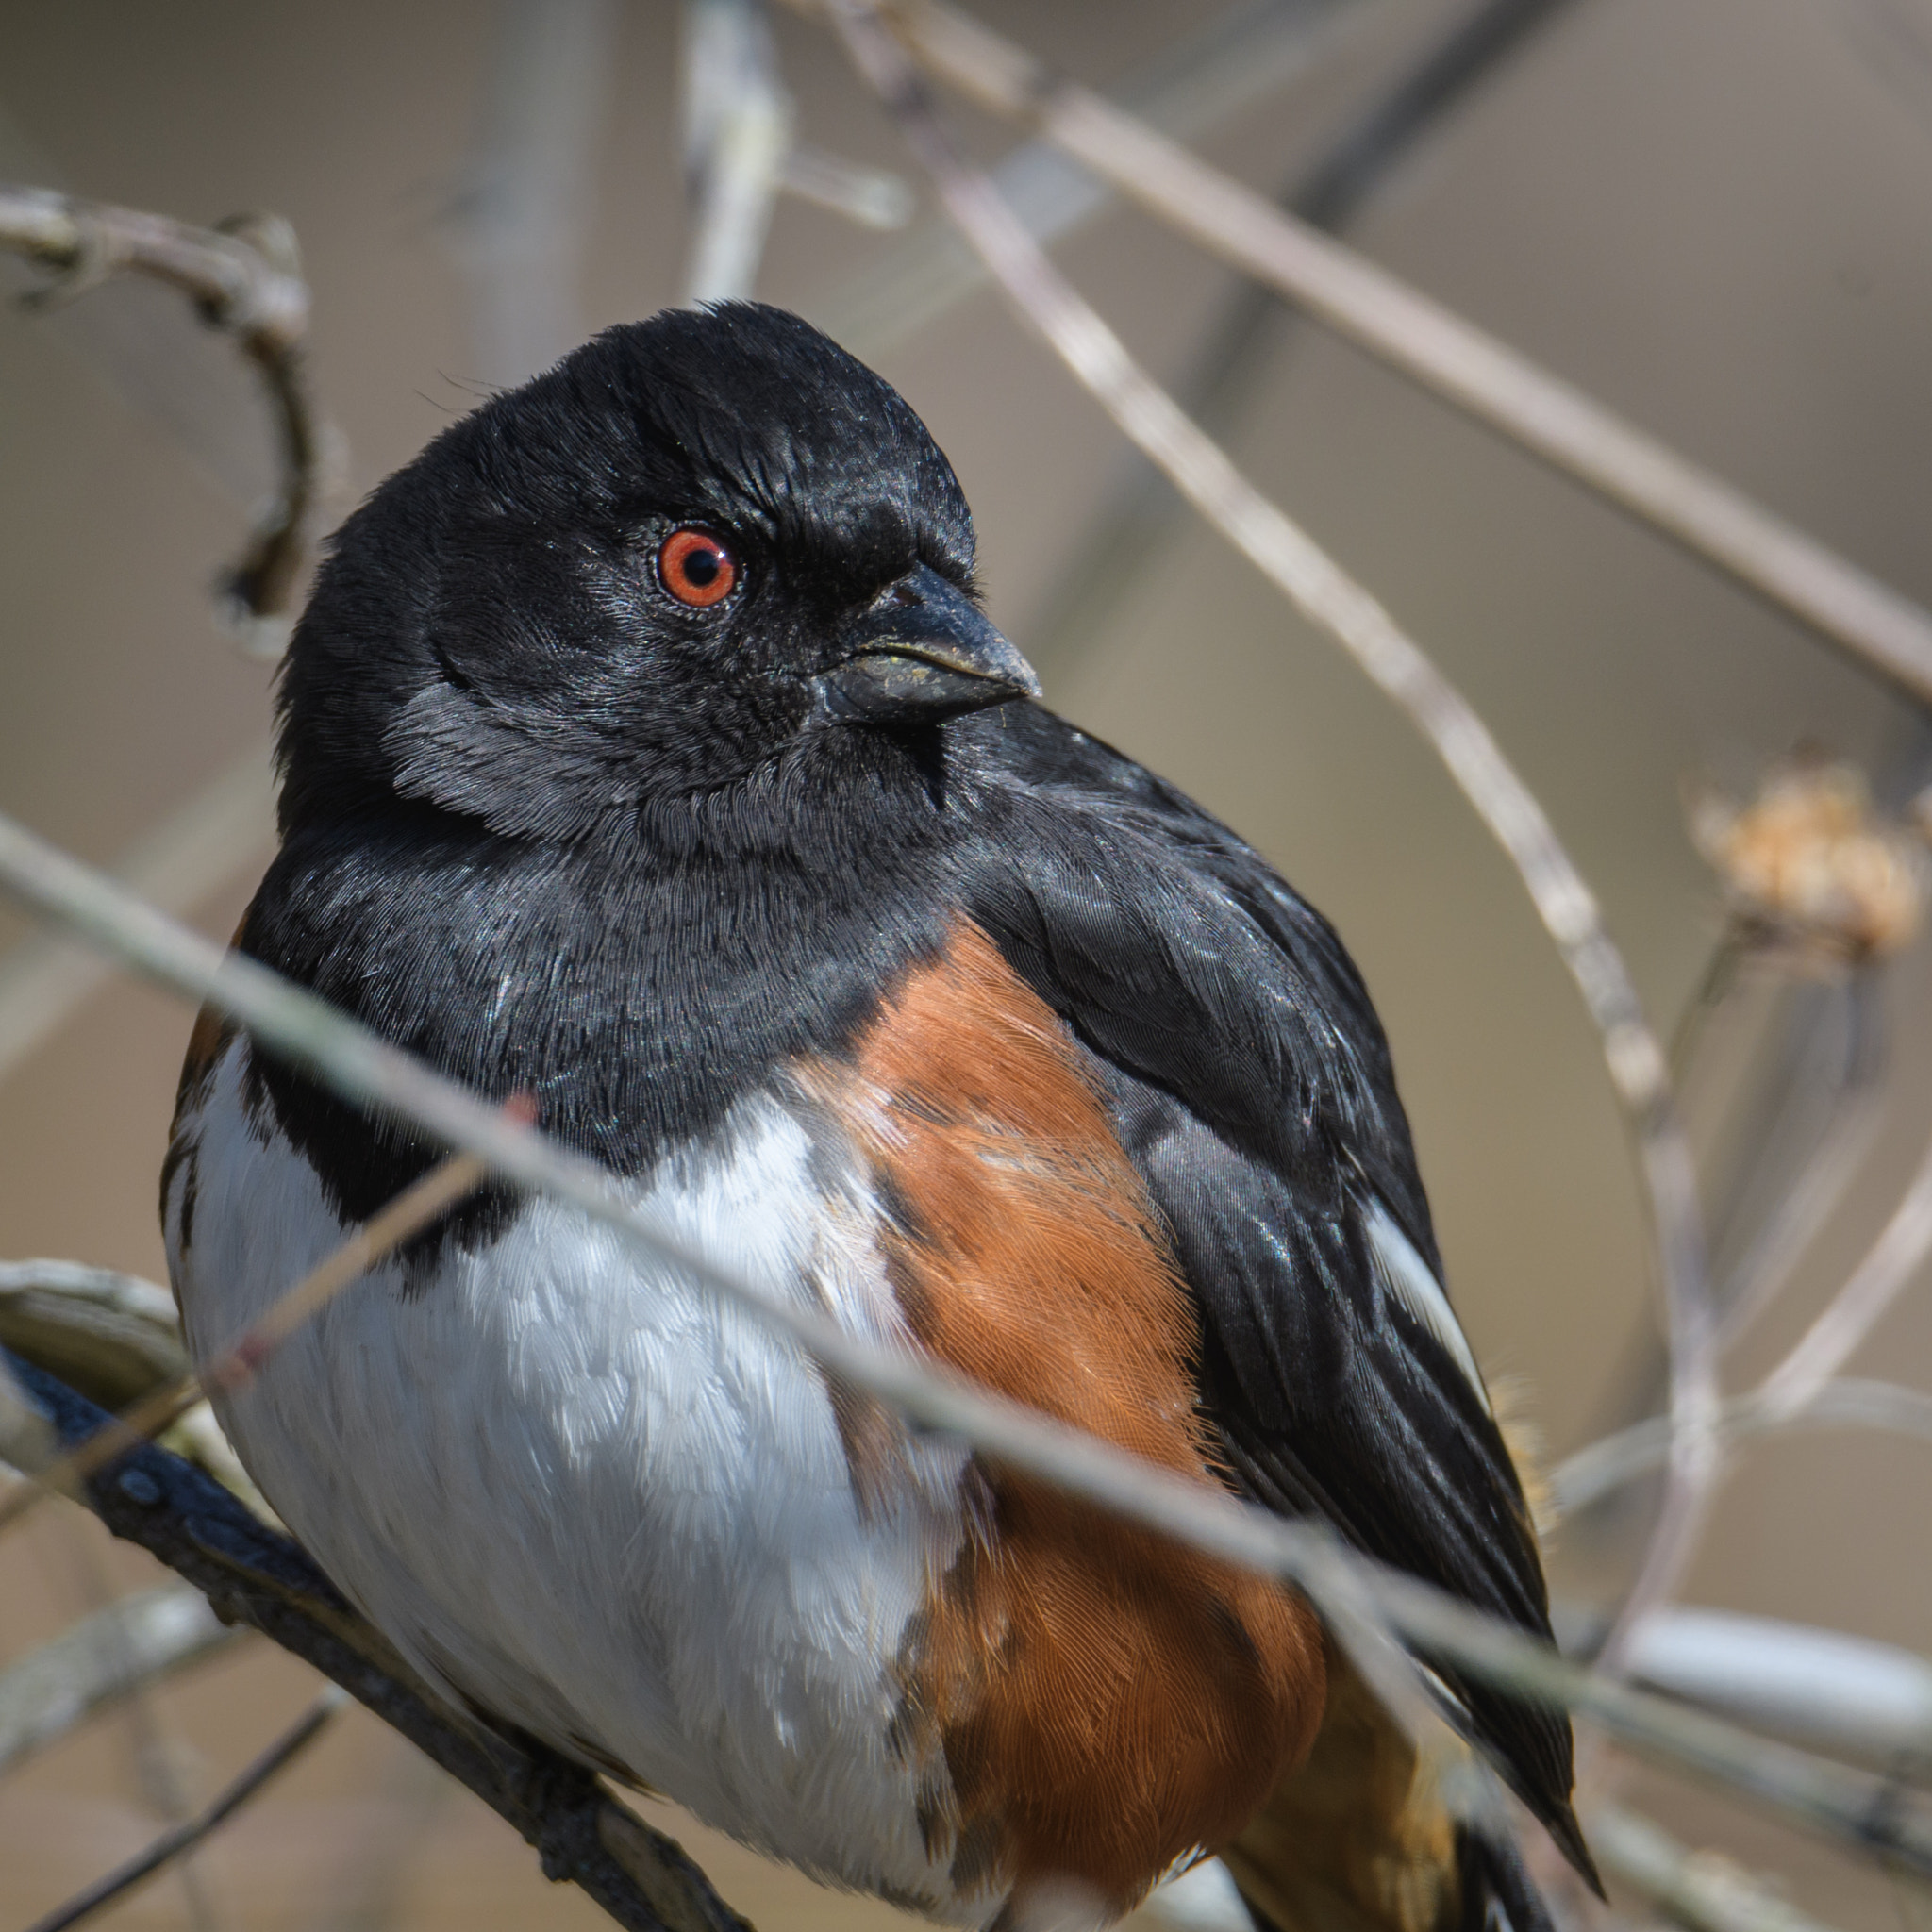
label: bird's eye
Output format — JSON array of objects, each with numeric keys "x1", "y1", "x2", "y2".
[{"x1": 657, "y1": 526, "x2": 738, "y2": 608}]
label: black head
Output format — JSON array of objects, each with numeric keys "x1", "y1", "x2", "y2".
[{"x1": 275, "y1": 304, "x2": 1038, "y2": 843}]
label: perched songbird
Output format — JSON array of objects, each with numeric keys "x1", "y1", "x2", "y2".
[{"x1": 163, "y1": 306, "x2": 1591, "y2": 1932}]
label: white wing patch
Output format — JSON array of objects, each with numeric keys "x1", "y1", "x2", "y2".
[{"x1": 1362, "y1": 1196, "x2": 1492, "y2": 1418}]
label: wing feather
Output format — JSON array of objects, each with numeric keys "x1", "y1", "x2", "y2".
[{"x1": 959, "y1": 703, "x2": 1588, "y2": 1874}]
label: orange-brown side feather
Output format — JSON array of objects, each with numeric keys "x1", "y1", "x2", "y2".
[{"x1": 813, "y1": 921, "x2": 1326, "y2": 1917}]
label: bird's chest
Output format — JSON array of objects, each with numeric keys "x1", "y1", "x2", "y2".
[
  {"x1": 166, "y1": 1037, "x2": 984, "y2": 1915},
  {"x1": 164, "y1": 920, "x2": 1328, "y2": 1925}
]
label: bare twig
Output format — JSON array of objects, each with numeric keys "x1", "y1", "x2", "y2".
[
  {"x1": 0, "y1": 738, "x2": 275, "y2": 1087},
  {"x1": 0, "y1": 1260, "x2": 275, "y2": 1519},
  {"x1": 808, "y1": 0, "x2": 1381, "y2": 361},
  {"x1": 36, "y1": 1519, "x2": 227, "y2": 1932},
  {"x1": 0, "y1": 1584, "x2": 242, "y2": 1778},
  {"x1": 0, "y1": 188, "x2": 323, "y2": 648},
  {"x1": 821, "y1": 0, "x2": 1716, "y2": 1680},
  {"x1": 821, "y1": 0, "x2": 1932, "y2": 711},
  {"x1": 0, "y1": 1146, "x2": 491, "y2": 1538},
  {"x1": 681, "y1": 0, "x2": 792, "y2": 305},
  {"x1": 1612, "y1": 1608, "x2": 1932, "y2": 1769},
  {"x1": 0, "y1": 1261, "x2": 187, "y2": 1408},
  {"x1": 9, "y1": 824, "x2": 1932, "y2": 1877},
  {"x1": 1712, "y1": 980, "x2": 1887, "y2": 1352},
  {"x1": 774, "y1": 144, "x2": 912, "y2": 229},
  {"x1": 1758, "y1": 1124, "x2": 1932, "y2": 1421},
  {"x1": 25, "y1": 1688, "x2": 346, "y2": 1932},
  {"x1": 1551, "y1": 1378, "x2": 1932, "y2": 1520},
  {"x1": 1553, "y1": 1378, "x2": 1932, "y2": 1517},
  {"x1": 1030, "y1": 0, "x2": 1587, "y2": 675},
  {"x1": 5, "y1": 1349, "x2": 751, "y2": 1932},
  {"x1": 1587, "y1": 1802, "x2": 1847, "y2": 1932}
]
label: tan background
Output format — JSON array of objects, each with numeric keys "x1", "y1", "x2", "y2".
[{"x1": 4, "y1": 0, "x2": 1932, "y2": 1925}]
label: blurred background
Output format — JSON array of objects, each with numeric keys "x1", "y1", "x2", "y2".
[{"x1": 4, "y1": 1, "x2": 1932, "y2": 1927}]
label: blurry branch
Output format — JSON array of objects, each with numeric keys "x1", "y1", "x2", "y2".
[
  {"x1": 0, "y1": 1584, "x2": 243, "y2": 1778},
  {"x1": 0, "y1": 1261, "x2": 187, "y2": 1407},
  {"x1": 0, "y1": 1258, "x2": 268, "y2": 1521},
  {"x1": 1285, "y1": 0, "x2": 1581, "y2": 233},
  {"x1": 822, "y1": 0, "x2": 1717, "y2": 1678},
  {"x1": 1758, "y1": 1124, "x2": 1932, "y2": 1418},
  {"x1": 808, "y1": 0, "x2": 1382, "y2": 360},
  {"x1": 26, "y1": 1688, "x2": 347, "y2": 1932},
  {"x1": 0, "y1": 186, "x2": 324, "y2": 653},
  {"x1": 0, "y1": 1249, "x2": 278, "y2": 1513},
  {"x1": 0, "y1": 737, "x2": 275, "y2": 1087},
  {"x1": 10, "y1": 830, "x2": 1932, "y2": 1879},
  {"x1": 1665, "y1": 758, "x2": 1932, "y2": 1415},
  {"x1": 1551, "y1": 1378, "x2": 1932, "y2": 1519},
  {"x1": 681, "y1": 0, "x2": 792, "y2": 304},
  {"x1": 0, "y1": 1150, "x2": 490, "y2": 1539},
  {"x1": 447, "y1": 0, "x2": 618, "y2": 388},
  {"x1": 821, "y1": 0, "x2": 1932, "y2": 713},
  {"x1": 1591, "y1": 1607, "x2": 1932, "y2": 1772},
  {"x1": 774, "y1": 145, "x2": 912, "y2": 229},
  {"x1": 7, "y1": 1354, "x2": 755, "y2": 1932},
  {"x1": 1031, "y1": 0, "x2": 1586, "y2": 673},
  {"x1": 1711, "y1": 1004, "x2": 1885, "y2": 1354},
  {"x1": 1586, "y1": 1802, "x2": 1845, "y2": 1932},
  {"x1": 33, "y1": 1521, "x2": 227, "y2": 1932}
]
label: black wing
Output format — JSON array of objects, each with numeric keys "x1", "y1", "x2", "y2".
[{"x1": 958, "y1": 703, "x2": 1589, "y2": 1875}]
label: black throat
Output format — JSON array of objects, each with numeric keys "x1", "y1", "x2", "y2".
[{"x1": 240, "y1": 724, "x2": 977, "y2": 1242}]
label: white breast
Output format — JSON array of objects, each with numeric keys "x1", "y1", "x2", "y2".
[{"x1": 165, "y1": 1040, "x2": 983, "y2": 1920}]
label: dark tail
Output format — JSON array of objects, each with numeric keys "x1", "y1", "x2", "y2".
[{"x1": 1452, "y1": 1824, "x2": 1559, "y2": 1932}]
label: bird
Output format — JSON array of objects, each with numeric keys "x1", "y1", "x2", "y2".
[{"x1": 161, "y1": 303, "x2": 1592, "y2": 1932}]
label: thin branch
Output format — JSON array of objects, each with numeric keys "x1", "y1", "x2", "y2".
[
  {"x1": 39, "y1": 1514, "x2": 227, "y2": 1932},
  {"x1": 1587, "y1": 1802, "x2": 1847, "y2": 1932},
  {"x1": 6, "y1": 825, "x2": 1932, "y2": 1878},
  {"x1": 1597, "y1": 1607, "x2": 1932, "y2": 1771},
  {"x1": 824, "y1": 0, "x2": 1932, "y2": 712},
  {"x1": 0, "y1": 1261, "x2": 186, "y2": 1409},
  {"x1": 0, "y1": 188, "x2": 325, "y2": 649},
  {"x1": 821, "y1": 0, "x2": 1717, "y2": 1681},
  {"x1": 0, "y1": 1260, "x2": 277, "y2": 1520},
  {"x1": 681, "y1": 0, "x2": 792, "y2": 305},
  {"x1": 0, "y1": 1584, "x2": 242, "y2": 1778},
  {"x1": 0, "y1": 738, "x2": 274, "y2": 1088},
  {"x1": 1550, "y1": 1378, "x2": 1932, "y2": 1521},
  {"x1": 774, "y1": 144, "x2": 912, "y2": 229},
  {"x1": 807, "y1": 0, "x2": 1380, "y2": 361},
  {"x1": 25, "y1": 1688, "x2": 346, "y2": 1932},
  {"x1": 0, "y1": 1147, "x2": 492, "y2": 1538},
  {"x1": 5, "y1": 1351, "x2": 753, "y2": 1932},
  {"x1": 1758, "y1": 1122, "x2": 1932, "y2": 1420},
  {"x1": 1028, "y1": 0, "x2": 1588, "y2": 676},
  {"x1": 1713, "y1": 975, "x2": 1888, "y2": 1352}
]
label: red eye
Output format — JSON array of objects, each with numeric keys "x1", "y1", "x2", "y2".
[{"x1": 657, "y1": 526, "x2": 738, "y2": 608}]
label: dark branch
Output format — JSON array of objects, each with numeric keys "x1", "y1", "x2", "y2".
[
  {"x1": 4, "y1": 1350, "x2": 755, "y2": 1932},
  {"x1": 26, "y1": 1689, "x2": 344, "y2": 1932}
]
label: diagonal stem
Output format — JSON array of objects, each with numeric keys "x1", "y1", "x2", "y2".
[{"x1": 24, "y1": 1689, "x2": 345, "y2": 1932}]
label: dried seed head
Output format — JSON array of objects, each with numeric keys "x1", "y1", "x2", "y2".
[{"x1": 1689, "y1": 758, "x2": 1927, "y2": 969}]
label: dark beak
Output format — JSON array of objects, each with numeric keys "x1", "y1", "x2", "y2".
[{"x1": 817, "y1": 564, "x2": 1041, "y2": 725}]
